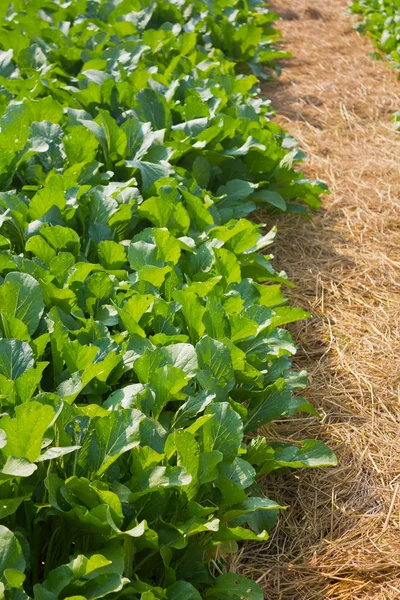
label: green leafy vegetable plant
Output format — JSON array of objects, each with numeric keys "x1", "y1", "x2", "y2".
[
  {"x1": 0, "y1": 0, "x2": 335, "y2": 598},
  {"x1": 350, "y1": 0, "x2": 400, "y2": 128}
]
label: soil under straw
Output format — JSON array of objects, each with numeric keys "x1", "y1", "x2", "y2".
[{"x1": 236, "y1": 0, "x2": 400, "y2": 598}]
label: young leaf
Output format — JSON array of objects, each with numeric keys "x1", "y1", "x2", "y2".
[
  {"x1": 0, "y1": 526, "x2": 26, "y2": 574},
  {"x1": 205, "y1": 574, "x2": 263, "y2": 600},
  {"x1": 79, "y1": 409, "x2": 145, "y2": 476},
  {"x1": 0, "y1": 339, "x2": 34, "y2": 380},
  {"x1": 0, "y1": 402, "x2": 56, "y2": 462},
  {"x1": 201, "y1": 403, "x2": 243, "y2": 460},
  {"x1": 167, "y1": 581, "x2": 202, "y2": 600},
  {"x1": 0, "y1": 272, "x2": 44, "y2": 335}
]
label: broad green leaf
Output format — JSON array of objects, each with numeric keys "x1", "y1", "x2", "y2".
[
  {"x1": 29, "y1": 186, "x2": 65, "y2": 220},
  {"x1": 0, "y1": 526, "x2": 25, "y2": 574},
  {"x1": 205, "y1": 574, "x2": 263, "y2": 600},
  {"x1": 69, "y1": 553, "x2": 112, "y2": 579},
  {"x1": 270, "y1": 306, "x2": 310, "y2": 328},
  {"x1": 129, "y1": 466, "x2": 191, "y2": 500},
  {"x1": 98, "y1": 241, "x2": 127, "y2": 269},
  {"x1": 0, "y1": 457, "x2": 37, "y2": 478},
  {"x1": 15, "y1": 362, "x2": 48, "y2": 403},
  {"x1": 201, "y1": 403, "x2": 243, "y2": 460},
  {"x1": 172, "y1": 390, "x2": 215, "y2": 428},
  {"x1": 198, "y1": 450, "x2": 223, "y2": 485},
  {"x1": 251, "y1": 190, "x2": 286, "y2": 211},
  {"x1": 167, "y1": 581, "x2": 202, "y2": 600},
  {"x1": 203, "y1": 299, "x2": 230, "y2": 340},
  {"x1": 150, "y1": 365, "x2": 189, "y2": 417},
  {"x1": 103, "y1": 383, "x2": 153, "y2": 412},
  {"x1": 181, "y1": 189, "x2": 213, "y2": 229},
  {"x1": 266, "y1": 439, "x2": 338, "y2": 472},
  {"x1": 221, "y1": 497, "x2": 282, "y2": 522},
  {"x1": 63, "y1": 126, "x2": 99, "y2": 165},
  {"x1": 173, "y1": 290, "x2": 205, "y2": 344},
  {"x1": 219, "y1": 457, "x2": 256, "y2": 490},
  {"x1": 168, "y1": 431, "x2": 199, "y2": 500},
  {"x1": 79, "y1": 409, "x2": 145, "y2": 476},
  {"x1": 4, "y1": 568, "x2": 25, "y2": 588},
  {"x1": 196, "y1": 337, "x2": 235, "y2": 398},
  {"x1": 25, "y1": 236, "x2": 56, "y2": 265},
  {"x1": 217, "y1": 180, "x2": 258, "y2": 204},
  {"x1": 37, "y1": 446, "x2": 81, "y2": 462},
  {"x1": 56, "y1": 366, "x2": 99, "y2": 402},
  {"x1": 214, "y1": 248, "x2": 241, "y2": 285},
  {"x1": 40, "y1": 224, "x2": 80, "y2": 256},
  {"x1": 213, "y1": 524, "x2": 268, "y2": 542},
  {"x1": 161, "y1": 343, "x2": 198, "y2": 376},
  {"x1": 125, "y1": 160, "x2": 172, "y2": 191},
  {"x1": 0, "y1": 272, "x2": 44, "y2": 335},
  {"x1": 244, "y1": 378, "x2": 293, "y2": 432},
  {"x1": 0, "y1": 402, "x2": 56, "y2": 462},
  {"x1": 128, "y1": 240, "x2": 159, "y2": 271},
  {"x1": 135, "y1": 89, "x2": 172, "y2": 131},
  {"x1": 0, "y1": 339, "x2": 34, "y2": 380},
  {"x1": 97, "y1": 109, "x2": 127, "y2": 157}
]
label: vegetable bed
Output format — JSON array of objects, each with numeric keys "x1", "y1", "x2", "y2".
[
  {"x1": 350, "y1": 0, "x2": 400, "y2": 127},
  {"x1": 0, "y1": 1, "x2": 336, "y2": 599}
]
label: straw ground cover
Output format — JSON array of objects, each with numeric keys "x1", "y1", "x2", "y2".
[{"x1": 237, "y1": 0, "x2": 400, "y2": 598}]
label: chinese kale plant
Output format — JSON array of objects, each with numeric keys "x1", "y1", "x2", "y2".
[
  {"x1": 350, "y1": 0, "x2": 400, "y2": 127},
  {"x1": 0, "y1": 1, "x2": 336, "y2": 599}
]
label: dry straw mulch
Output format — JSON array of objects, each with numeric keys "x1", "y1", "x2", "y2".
[{"x1": 236, "y1": 0, "x2": 400, "y2": 598}]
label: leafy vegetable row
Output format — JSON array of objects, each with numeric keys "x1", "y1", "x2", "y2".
[
  {"x1": 0, "y1": 1, "x2": 336, "y2": 599},
  {"x1": 350, "y1": 0, "x2": 400, "y2": 127}
]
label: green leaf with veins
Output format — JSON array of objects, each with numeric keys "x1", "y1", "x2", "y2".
[
  {"x1": 0, "y1": 339, "x2": 34, "y2": 381},
  {"x1": 0, "y1": 272, "x2": 44, "y2": 335},
  {"x1": 0, "y1": 526, "x2": 26, "y2": 574},
  {"x1": 78, "y1": 409, "x2": 145, "y2": 476},
  {"x1": 0, "y1": 402, "x2": 56, "y2": 462},
  {"x1": 201, "y1": 403, "x2": 243, "y2": 460}
]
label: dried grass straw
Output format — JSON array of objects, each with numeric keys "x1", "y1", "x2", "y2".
[{"x1": 236, "y1": 0, "x2": 400, "y2": 597}]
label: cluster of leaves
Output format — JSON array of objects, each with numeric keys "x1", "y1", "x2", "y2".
[
  {"x1": 350, "y1": 0, "x2": 400, "y2": 128},
  {"x1": 0, "y1": 1, "x2": 336, "y2": 599}
]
